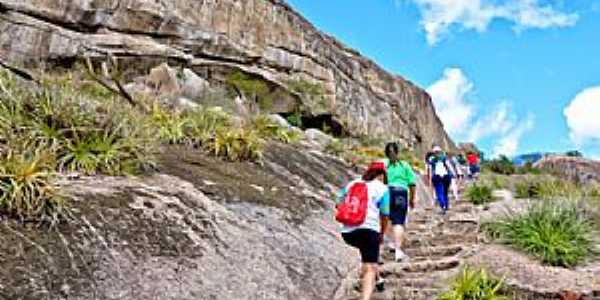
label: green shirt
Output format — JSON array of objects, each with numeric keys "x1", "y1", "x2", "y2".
[{"x1": 383, "y1": 159, "x2": 416, "y2": 189}]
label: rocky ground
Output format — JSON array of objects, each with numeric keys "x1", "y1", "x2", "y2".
[{"x1": 0, "y1": 143, "x2": 359, "y2": 300}]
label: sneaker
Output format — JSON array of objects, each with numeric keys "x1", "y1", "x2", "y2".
[
  {"x1": 395, "y1": 249, "x2": 409, "y2": 262},
  {"x1": 385, "y1": 241, "x2": 396, "y2": 253},
  {"x1": 375, "y1": 277, "x2": 385, "y2": 292}
]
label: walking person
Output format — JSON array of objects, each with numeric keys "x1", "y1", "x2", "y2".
[
  {"x1": 448, "y1": 153, "x2": 462, "y2": 200},
  {"x1": 467, "y1": 151, "x2": 481, "y2": 180},
  {"x1": 382, "y1": 142, "x2": 417, "y2": 262},
  {"x1": 427, "y1": 146, "x2": 453, "y2": 214},
  {"x1": 335, "y1": 162, "x2": 390, "y2": 300},
  {"x1": 424, "y1": 150, "x2": 436, "y2": 207}
]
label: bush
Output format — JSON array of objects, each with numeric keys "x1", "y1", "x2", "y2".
[
  {"x1": 0, "y1": 142, "x2": 64, "y2": 222},
  {"x1": 466, "y1": 184, "x2": 494, "y2": 205},
  {"x1": 514, "y1": 176, "x2": 581, "y2": 200},
  {"x1": 482, "y1": 174, "x2": 509, "y2": 190},
  {"x1": 484, "y1": 200, "x2": 595, "y2": 267},
  {"x1": 249, "y1": 115, "x2": 302, "y2": 144},
  {"x1": 226, "y1": 71, "x2": 273, "y2": 111},
  {"x1": 482, "y1": 155, "x2": 516, "y2": 175},
  {"x1": 1, "y1": 71, "x2": 158, "y2": 176},
  {"x1": 286, "y1": 112, "x2": 303, "y2": 128},
  {"x1": 210, "y1": 128, "x2": 263, "y2": 162},
  {"x1": 438, "y1": 267, "x2": 508, "y2": 300}
]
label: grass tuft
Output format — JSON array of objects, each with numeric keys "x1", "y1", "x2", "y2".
[
  {"x1": 466, "y1": 183, "x2": 494, "y2": 205},
  {"x1": 484, "y1": 200, "x2": 595, "y2": 267},
  {"x1": 438, "y1": 266, "x2": 508, "y2": 300},
  {"x1": 0, "y1": 141, "x2": 64, "y2": 223}
]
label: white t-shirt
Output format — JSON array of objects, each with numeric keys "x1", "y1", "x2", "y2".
[{"x1": 338, "y1": 179, "x2": 390, "y2": 233}]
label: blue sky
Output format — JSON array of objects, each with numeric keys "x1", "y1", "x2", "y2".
[{"x1": 286, "y1": 0, "x2": 600, "y2": 159}]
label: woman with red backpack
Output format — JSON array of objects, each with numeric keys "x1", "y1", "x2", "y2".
[{"x1": 335, "y1": 161, "x2": 390, "y2": 300}]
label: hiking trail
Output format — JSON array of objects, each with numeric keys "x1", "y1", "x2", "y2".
[{"x1": 335, "y1": 188, "x2": 482, "y2": 300}]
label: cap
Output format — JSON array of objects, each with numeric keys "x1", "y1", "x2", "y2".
[
  {"x1": 432, "y1": 145, "x2": 442, "y2": 152},
  {"x1": 367, "y1": 161, "x2": 386, "y2": 173}
]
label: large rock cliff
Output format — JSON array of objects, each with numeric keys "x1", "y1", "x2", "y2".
[{"x1": 0, "y1": 0, "x2": 454, "y2": 153}]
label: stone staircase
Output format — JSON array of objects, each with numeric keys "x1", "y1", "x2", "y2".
[{"x1": 336, "y1": 196, "x2": 482, "y2": 300}]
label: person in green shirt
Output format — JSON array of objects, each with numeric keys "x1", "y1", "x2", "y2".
[{"x1": 383, "y1": 142, "x2": 417, "y2": 262}]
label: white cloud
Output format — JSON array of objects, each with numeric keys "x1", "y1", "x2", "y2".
[
  {"x1": 428, "y1": 68, "x2": 535, "y2": 157},
  {"x1": 406, "y1": 0, "x2": 579, "y2": 45},
  {"x1": 426, "y1": 68, "x2": 475, "y2": 137},
  {"x1": 492, "y1": 114, "x2": 535, "y2": 157},
  {"x1": 564, "y1": 86, "x2": 600, "y2": 146},
  {"x1": 468, "y1": 101, "x2": 514, "y2": 142}
]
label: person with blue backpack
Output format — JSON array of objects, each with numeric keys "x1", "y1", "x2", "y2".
[
  {"x1": 427, "y1": 145, "x2": 454, "y2": 214},
  {"x1": 335, "y1": 161, "x2": 390, "y2": 300}
]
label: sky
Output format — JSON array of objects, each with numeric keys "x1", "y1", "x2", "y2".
[{"x1": 286, "y1": 0, "x2": 600, "y2": 159}]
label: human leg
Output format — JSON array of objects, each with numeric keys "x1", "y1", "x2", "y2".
[{"x1": 389, "y1": 187, "x2": 409, "y2": 261}]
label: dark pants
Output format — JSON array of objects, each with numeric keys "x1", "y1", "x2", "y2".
[
  {"x1": 433, "y1": 175, "x2": 450, "y2": 211},
  {"x1": 389, "y1": 186, "x2": 409, "y2": 225},
  {"x1": 342, "y1": 229, "x2": 380, "y2": 263}
]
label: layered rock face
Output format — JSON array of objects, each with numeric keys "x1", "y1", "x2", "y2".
[{"x1": 0, "y1": 0, "x2": 454, "y2": 153}]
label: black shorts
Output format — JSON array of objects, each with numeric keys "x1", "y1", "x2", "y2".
[
  {"x1": 389, "y1": 186, "x2": 409, "y2": 225},
  {"x1": 342, "y1": 229, "x2": 380, "y2": 263}
]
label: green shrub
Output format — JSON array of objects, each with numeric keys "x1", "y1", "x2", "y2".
[
  {"x1": 287, "y1": 79, "x2": 327, "y2": 110},
  {"x1": 210, "y1": 128, "x2": 263, "y2": 162},
  {"x1": 226, "y1": 71, "x2": 273, "y2": 111},
  {"x1": 482, "y1": 155, "x2": 516, "y2": 175},
  {"x1": 482, "y1": 174, "x2": 509, "y2": 190},
  {"x1": 286, "y1": 112, "x2": 303, "y2": 128},
  {"x1": 438, "y1": 267, "x2": 508, "y2": 300},
  {"x1": 151, "y1": 103, "x2": 192, "y2": 145},
  {"x1": 250, "y1": 115, "x2": 302, "y2": 144},
  {"x1": 186, "y1": 107, "x2": 232, "y2": 146},
  {"x1": 466, "y1": 184, "x2": 494, "y2": 205},
  {"x1": 0, "y1": 142, "x2": 64, "y2": 222},
  {"x1": 484, "y1": 200, "x2": 595, "y2": 267}
]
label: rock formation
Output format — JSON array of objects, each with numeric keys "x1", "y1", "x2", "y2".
[
  {"x1": 0, "y1": 0, "x2": 454, "y2": 153},
  {"x1": 535, "y1": 155, "x2": 600, "y2": 185},
  {"x1": 0, "y1": 143, "x2": 358, "y2": 300}
]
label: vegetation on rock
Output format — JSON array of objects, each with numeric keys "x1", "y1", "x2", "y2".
[
  {"x1": 438, "y1": 267, "x2": 508, "y2": 300},
  {"x1": 484, "y1": 200, "x2": 595, "y2": 267},
  {"x1": 466, "y1": 183, "x2": 494, "y2": 205}
]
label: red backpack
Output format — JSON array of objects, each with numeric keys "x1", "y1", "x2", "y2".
[{"x1": 335, "y1": 181, "x2": 369, "y2": 226}]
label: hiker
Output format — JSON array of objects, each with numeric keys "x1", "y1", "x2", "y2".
[
  {"x1": 448, "y1": 153, "x2": 462, "y2": 200},
  {"x1": 335, "y1": 161, "x2": 390, "y2": 300},
  {"x1": 467, "y1": 151, "x2": 481, "y2": 180},
  {"x1": 424, "y1": 150, "x2": 436, "y2": 207},
  {"x1": 382, "y1": 142, "x2": 416, "y2": 262},
  {"x1": 427, "y1": 146, "x2": 453, "y2": 214}
]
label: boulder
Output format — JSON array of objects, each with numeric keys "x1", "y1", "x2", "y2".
[
  {"x1": 180, "y1": 68, "x2": 210, "y2": 100},
  {"x1": 146, "y1": 63, "x2": 180, "y2": 96},
  {"x1": 267, "y1": 114, "x2": 291, "y2": 128},
  {"x1": 305, "y1": 129, "x2": 334, "y2": 148}
]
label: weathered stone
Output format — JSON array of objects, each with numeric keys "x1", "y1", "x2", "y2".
[
  {"x1": 305, "y1": 128, "x2": 334, "y2": 148},
  {"x1": 180, "y1": 68, "x2": 209, "y2": 100},
  {"x1": 146, "y1": 63, "x2": 180, "y2": 96},
  {"x1": 0, "y1": 0, "x2": 454, "y2": 154},
  {"x1": 0, "y1": 143, "x2": 359, "y2": 300},
  {"x1": 267, "y1": 114, "x2": 291, "y2": 128}
]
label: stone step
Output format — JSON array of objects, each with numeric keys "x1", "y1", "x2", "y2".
[
  {"x1": 393, "y1": 287, "x2": 443, "y2": 300},
  {"x1": 404, "y1": 234, "x2": 478, "y2": 248},
  {"x1": 382, "y1": 257, "x2": 461, "y2": 274}
]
